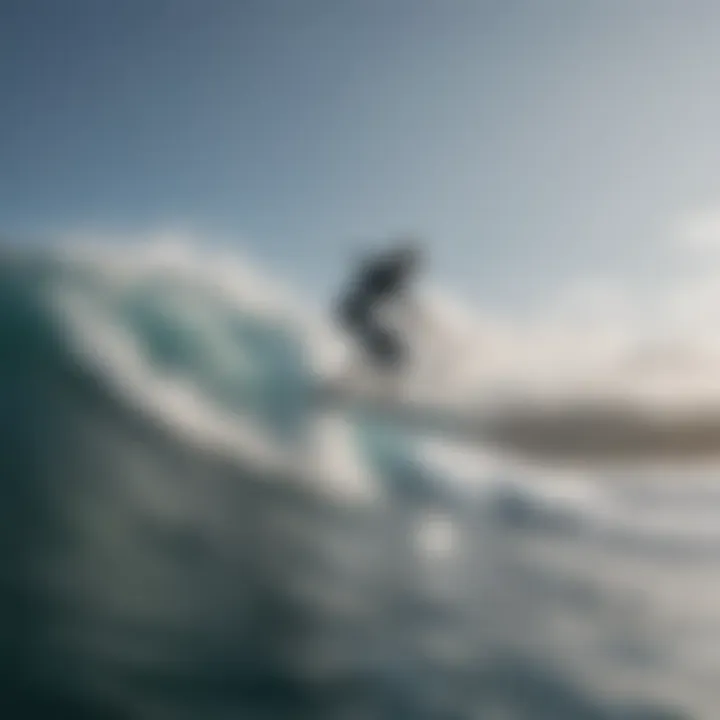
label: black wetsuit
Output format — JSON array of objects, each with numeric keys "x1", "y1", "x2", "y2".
[{"x1": 336, "y1": 251, "x2": 415, "y2": 368}]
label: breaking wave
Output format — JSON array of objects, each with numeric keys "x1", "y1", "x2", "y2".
[{"x1": 0, "y1": 239, "x2": 711, "y2": 718}]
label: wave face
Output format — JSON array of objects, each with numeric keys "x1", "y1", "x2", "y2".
[{"x1": 0, "y1": 242, "x2": 711, "y2": 719}]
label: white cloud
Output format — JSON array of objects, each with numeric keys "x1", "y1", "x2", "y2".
[{"x1": 674, "y1": 208, "x2": 720, "y2": 253}]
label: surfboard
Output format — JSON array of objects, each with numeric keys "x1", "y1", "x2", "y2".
[{"x1": 314, "y1": 373, "x2": 488, "y2": 438}]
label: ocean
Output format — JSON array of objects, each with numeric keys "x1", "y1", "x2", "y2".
[{"x1": 0, "y1": 240, "x2": 712, "y2": 719}]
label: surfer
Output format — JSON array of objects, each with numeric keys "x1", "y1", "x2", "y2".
[{"x1": 335, "y1": 239, "x2": 423, "y2": 374}]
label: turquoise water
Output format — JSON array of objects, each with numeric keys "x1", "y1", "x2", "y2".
[{"x1": 0, "y1": 245, "x2": 699, "y2": 718}]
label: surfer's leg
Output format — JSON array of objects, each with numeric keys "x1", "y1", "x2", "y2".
[
  {"x1": 365, "y1": 324, "x2": 405, "y2": 369},
  {"x1": 331, "y1": 299, "x2": 378, "y2": 388},
  {"x1": 336, "y1": 295, "x2": 406, "y2": 393},
  {"x1": 361, "y1": 323, "x2": 410, "y2": 401}
]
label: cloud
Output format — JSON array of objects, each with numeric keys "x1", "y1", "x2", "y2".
[
  {"x1": 674, "y1": 208, "x2": 720, "y2": 253},
  {"x1": 380, "y1": 212, "x2": 720, "y2": 465}
]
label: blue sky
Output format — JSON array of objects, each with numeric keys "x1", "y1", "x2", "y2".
[{"x1": 3, "y1": 0, "x2": 720, "y2": 308}]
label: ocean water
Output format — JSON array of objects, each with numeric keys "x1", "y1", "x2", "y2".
[{"x1": 0, "y1": 241, "x2": 715, "y2": 719}]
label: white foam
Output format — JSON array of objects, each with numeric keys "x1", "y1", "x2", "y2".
[{"x1": 45, "y1": 240, "x2": 378, "y2": 505}]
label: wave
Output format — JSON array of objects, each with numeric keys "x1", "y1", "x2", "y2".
[{"x1": 0, "y1": 240, "x2": 704, "y2": 718}]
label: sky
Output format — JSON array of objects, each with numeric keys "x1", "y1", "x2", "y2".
[{"x1": 4, "y1": 0, "x2": 720, "y2": 310}]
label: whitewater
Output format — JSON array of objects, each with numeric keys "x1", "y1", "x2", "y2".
[{"x1": 3, "y1": 237, "x2": 720, "y2": 719}]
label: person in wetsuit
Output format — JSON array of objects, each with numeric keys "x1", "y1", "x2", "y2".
[{"x1": 336, "y1": 241, "x2": 423, "y2": 371}]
